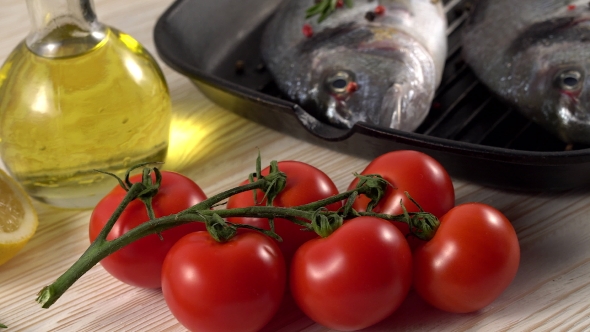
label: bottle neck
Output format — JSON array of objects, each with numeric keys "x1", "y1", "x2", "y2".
[{"x1": 25, "y1": 0, "x2": 107, "y2": 58}]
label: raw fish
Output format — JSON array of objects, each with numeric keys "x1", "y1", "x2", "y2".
[
  {"x1": 462, "y1": 0, "x2": 590, "y2": 144},
  {"x1": 261, "y1": 0, "x2": 448, "y2": 131}
]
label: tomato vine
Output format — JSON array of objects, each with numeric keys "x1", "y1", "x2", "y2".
[{"x1": 36, "y1": 155, "x2": 439, "y2": 309}]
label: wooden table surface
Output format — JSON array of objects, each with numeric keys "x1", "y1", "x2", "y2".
[{"x1": 2, "y1": 0, "x2": 590, "y2": 331}]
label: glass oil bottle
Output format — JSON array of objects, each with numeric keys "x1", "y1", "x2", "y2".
[{"x1": 0, "y1": 0, "x2": 171, "y2": 208}]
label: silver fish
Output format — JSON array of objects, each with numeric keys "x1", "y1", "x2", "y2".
[
  {"x1": 462, "y1": 0, "x2": 590, "y2": 144},
  {"x1": 261, "y1": 0, "x2": 448, "y2": 131}
]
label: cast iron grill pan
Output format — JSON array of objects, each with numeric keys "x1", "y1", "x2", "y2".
[{"x1": 154, "y1": 0, "x2": 590, "y2": 191}]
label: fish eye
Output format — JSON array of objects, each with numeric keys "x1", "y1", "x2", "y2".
[
  {"x1": 331, "y1": 78, "x2": 348, "y2": 89},
  {"x1": 326, "y1": 71, "x2": 354, "y2": 94},
  {"x1": 555, "y1": 70, "x2": 583, "y2": 91}
]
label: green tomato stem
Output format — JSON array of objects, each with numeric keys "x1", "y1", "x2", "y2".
[
  {"x1": 37, "y1": 183, "x2": 146, "y2": 308},
  {"x1": 35, "y1": 176, "x2": 305, "y2": 309},
  {"x1": 36, "y1": 163, "x2": 438, "y2": 309}
]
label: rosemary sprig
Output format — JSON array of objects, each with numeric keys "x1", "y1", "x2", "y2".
[{"x1": 306, "y1": 0, "x2": 353, "y2": 23}]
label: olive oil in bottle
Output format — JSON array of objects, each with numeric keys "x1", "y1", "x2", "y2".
[{"x1": 0, "y1": 0, "x2": 171, "y2": 208}]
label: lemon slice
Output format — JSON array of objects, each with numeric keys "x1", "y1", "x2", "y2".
[{"x1": 0, "y1": 169, "x2": 38, "y2": 266}]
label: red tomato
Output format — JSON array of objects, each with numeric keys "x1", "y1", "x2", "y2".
[
  {"x1": 413, "y1": 203, "x2": 520, "y2": 313},
  {"x1": 226, "y1": 161, "x2": 341, "y2": 267},
  {"x1": 161, "y1": 231, "x2": 286, "y2": 332},
  {"x1": 89, "y1": 171, "x2": 207, "y2": 288},
  {"x1": 348, "y1": 150, "x2": 455, "y2": 236},
  {"x1": 290, "y1": 216, "x2": 412, "y2": 331}
]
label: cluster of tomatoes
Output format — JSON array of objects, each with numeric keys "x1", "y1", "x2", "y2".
[{"x1": 88, "y1": 150, "x2": 520, "y2": 332}]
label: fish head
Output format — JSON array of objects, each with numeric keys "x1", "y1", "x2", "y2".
[
  {"x1": 294, "y1": 25, "x2": 437, "y2": 131},
  {"x1": 504, "y1": 16, "x2": 590, "y2": 143}
]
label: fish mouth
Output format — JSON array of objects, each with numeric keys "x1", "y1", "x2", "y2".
[
  {"x1": 525, "y1": 84, "x2": 590, "y2": 143},
  {"x1": 549, "y1": 94, "x2": 590, "y2": 142},
  {"x1": 556, "y1": 92, "x2": 590, "y2": 122}
]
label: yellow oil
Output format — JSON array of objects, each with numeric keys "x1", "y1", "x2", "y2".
[{"x1": 0, "y1": 27, "x2": 171, "y2": 208}]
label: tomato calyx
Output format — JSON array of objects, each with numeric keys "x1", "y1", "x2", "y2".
[
  {"x1": 205, "y1": 213, "x2": 282, "y2": 243},
  {"x1": 310, "y1": 209, "x2": 344, "y2": 238},
  {"x1": 96, "y1": 162, "x2": 164, "y2": 220},
  {"x1": 399, "y1": 192, "x2": 440, "y2": 241},
  {"x1": 97, "y1": 162, "x2": 163, "y2": 196},
  {"x1": 352, "y1": 173, "x2": 391, "y2": 212},
  {"x1": 204, "y1": 214, "x2": 238, "y2": 243},
  {"x1": 247, "y1": 156, "x2": 288, "y2": 233},
  {"x1": 249, "y1": 155, "x2": 287, "y2": 207}
]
